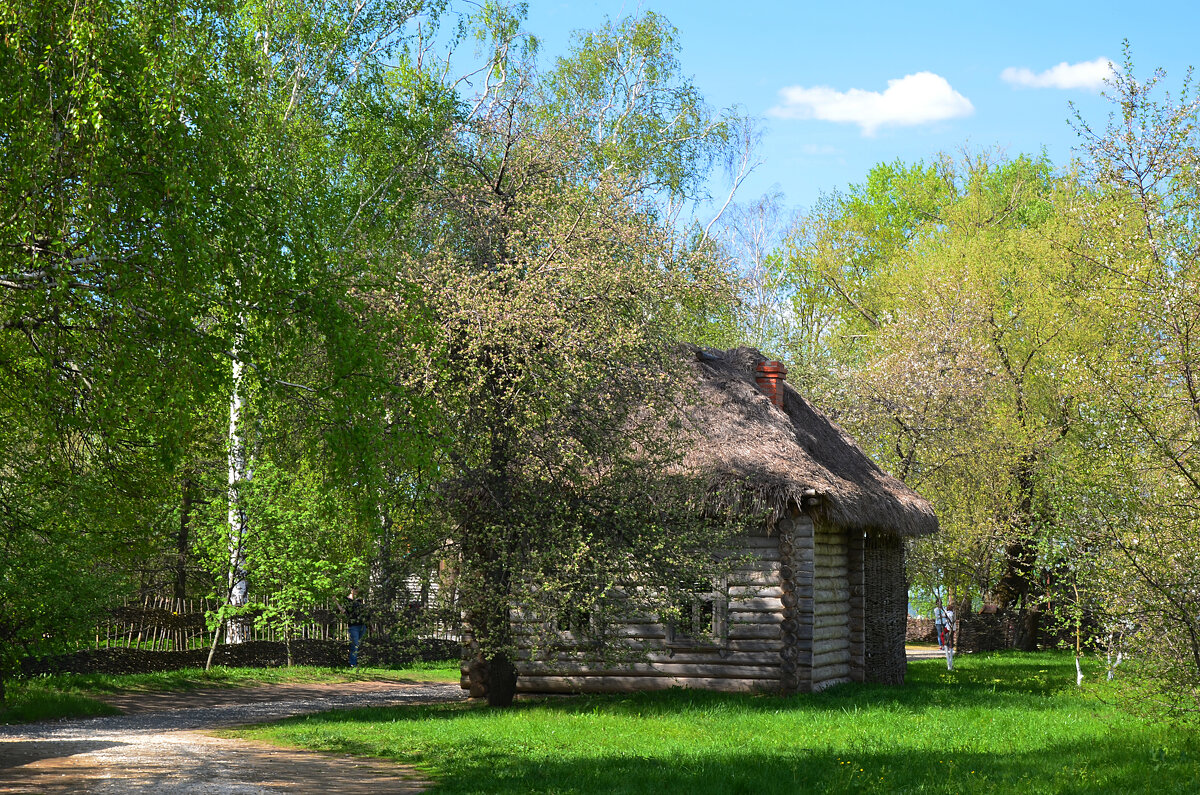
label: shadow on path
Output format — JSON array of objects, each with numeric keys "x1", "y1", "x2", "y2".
[
  {"x1": 0, "y1": 680, "x2": 460, "y2": 794},
  {"x1": 95, "y1": 679, "x2": 446, "y2": 714},
  {"x1": 0, "y1": 739, "x2": 126, "y2": 770}
]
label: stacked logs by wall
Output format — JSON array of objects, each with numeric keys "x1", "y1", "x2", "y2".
[{"x1": 777, "y1": 513, "x2": 812, "y2": 692}]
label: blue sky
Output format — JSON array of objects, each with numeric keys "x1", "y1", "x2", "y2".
[{"x1": 518, "y1": 1, "x2": 1198, "y2": 213}]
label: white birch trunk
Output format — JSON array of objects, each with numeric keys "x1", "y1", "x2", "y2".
[
  {"x1": 226, "y1": 350, "x2": 251, "y2": 643},
  {"x1": 1106, "y1": 632, "x2": 1124, "y2": 681}
]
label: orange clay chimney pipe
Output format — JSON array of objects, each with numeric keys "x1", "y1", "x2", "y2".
[{"x1": 754, "y1": 360, "x2": 788, "y2": 409}]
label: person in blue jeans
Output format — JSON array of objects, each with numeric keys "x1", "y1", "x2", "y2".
[{"x1": 343, "y1": 586, "x2": 368, "y2": 667}]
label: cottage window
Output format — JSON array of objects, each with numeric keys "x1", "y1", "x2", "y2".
[
  {"x1": 556, "y1": 606, "x2": 591, "y2": 635},
  {"x1": 667, "y1": 578, "x2": 726, "y2": 645},
  {"x1": 674, "y1": 596, "x2": 715, "y2": 638}
]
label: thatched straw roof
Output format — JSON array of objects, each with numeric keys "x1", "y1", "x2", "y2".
[{"x1": 679, "y1": 346, "x2": 937, "y2": 538}]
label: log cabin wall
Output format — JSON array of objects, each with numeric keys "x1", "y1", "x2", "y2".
[
  {"x1": 509, "y1": 522, "x2": 787, "y2": 694},
  {"x1": 810, "y1": 523, "x2": 853, "y2": 691}
]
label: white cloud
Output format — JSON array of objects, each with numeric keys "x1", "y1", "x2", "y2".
[
  {"x1": 1000, "y1": 57, "x2": 1112, "y2": 90},
  {"x1": 768, "y1": 72, "x2": 974, "y2": 137}
]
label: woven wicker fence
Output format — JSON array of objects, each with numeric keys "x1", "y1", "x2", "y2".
[{"x1": 92, "y1": 594, "x2": 460, "y2": 653}]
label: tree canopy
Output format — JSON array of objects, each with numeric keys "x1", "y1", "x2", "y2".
[{"x1": 1, "y1": 0, "x2": 748, "y2": 705}]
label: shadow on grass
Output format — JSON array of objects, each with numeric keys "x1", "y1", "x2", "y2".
[
  {"x1": 26, "y1": 663, "x2": 459, "y2": 695},
  {"x1": 262, "y1": 732, "x2": 1198, "y2": 794},
  {"x1": 238, "y1": 651, "x2": 1196, "y2": 793},
  {"x1": 0, "y1": 692, "x2": 120, "y2": 725},
  {"x1": 274, "y1": 652, "x2": 1100, "y2": 729}
]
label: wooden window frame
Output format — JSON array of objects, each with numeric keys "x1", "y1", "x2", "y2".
[{"x1": 666, "y1": 577, "x2": 728, "y2": 648}]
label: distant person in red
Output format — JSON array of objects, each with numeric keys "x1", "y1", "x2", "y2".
[{"x1": 341, "y1": 586, "x2": 368, "y2": 667}]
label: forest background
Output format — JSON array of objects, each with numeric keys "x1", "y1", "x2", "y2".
[{"x1": 3, "y1": 0, "x2": 1200, "y2": 714}]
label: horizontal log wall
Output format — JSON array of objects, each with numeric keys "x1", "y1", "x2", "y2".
[
  {"x1": 519, "y1": 675, "x2": 775, "y2": 694},
  {"x1": 470, "y1": 517, "x2": 896, "y2": 697},
  {"x1": 511, "y1": 526, "x2": 786, "y2": 694},
  {"x1": 810, "y1": 524, "x2": 851, "y2": 691}
]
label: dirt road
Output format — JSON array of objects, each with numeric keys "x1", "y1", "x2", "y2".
[{"x1": 0, "y1": 680, "x2": 464, "y2": 794}]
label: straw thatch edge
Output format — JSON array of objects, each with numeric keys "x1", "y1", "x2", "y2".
[{"x1": 678, "y1": 345, "x2": 938, "y2": 539}]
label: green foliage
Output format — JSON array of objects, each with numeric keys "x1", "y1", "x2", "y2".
[
  {"x1": 0, "y1": 0, "x2": 237, "y2": 682},
  {"x1": 544, "y1": 11, "x2": 737, "y2": 207},
  {"x1": 1, "y1": 0, "x2": 745, "y2": 706},
  {"x1": 770, "y1": 150, "x2": 1089, "y2": 615},
  {"x1": 1052, "y1": 44, "x2": 1200, "y2": 711},
  {"x1": 235, "y1": 652, "x2": 1200, "y2": 794},
  {"x1": 238, "y1": 460, "x2": 367, "y2": 648},
  {"x1": 741, "y1": 47, "x2": 1200, "y2": 709},
  {"x1": 0, "y1": 504, "x2": 137, "y2": 696},
  {"x1": 0, "y1": 0, "x2": 433, "y2": 680}
]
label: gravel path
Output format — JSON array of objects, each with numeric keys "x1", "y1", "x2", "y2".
[
  {"x1": 904, "y1": 645, "x2": 950, "y2": 660},
  {"x1": 0, "y1": 680, "x2": 465, "y2": 794}
]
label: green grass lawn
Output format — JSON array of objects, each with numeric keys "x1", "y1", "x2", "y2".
[
  {"x1": 231, "y1": 652, "x2": 1200, "y2": 794},
  {"x1": 0, "y1": 661, "x2": 460, "y2": 724}
]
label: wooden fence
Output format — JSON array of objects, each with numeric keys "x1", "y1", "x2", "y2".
[{"x1": 92, "y1": 593, "x2": 460, "y2": 652}]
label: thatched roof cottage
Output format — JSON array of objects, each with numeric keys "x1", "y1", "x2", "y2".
[{"x1": 462, "y1": 346, "x2": 938, "y2": 695}]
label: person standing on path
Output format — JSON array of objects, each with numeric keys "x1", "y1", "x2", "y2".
[
  {"x1": 343, "y1": 587, "x2": 368, "y2": 668},
  {"x1": 933, "y1": 601, "x2": 947, "y2": 650}
]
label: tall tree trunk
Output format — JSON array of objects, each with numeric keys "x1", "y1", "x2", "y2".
[
  {"x1": 472, "y1": 522, "x2": 518, "y2": 707},
  {"x1": 226, "y1": 350, "x2": 250, "y2": 643},
  {"x1": 993, "y1": 453, "x2": 1038, "y2": 611},
  {"x1": 458, "y1": 367, "x2": 523, "y2": 707},
  {"x1": 465, "y1": 584, "x2": 518, "y2": 707},
  {"x1": 485, "y1": 650, "x2": 518, "y2": 707},
  {"x1": 371, "y1": 509, "x2": 396, "y2": 608}
]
